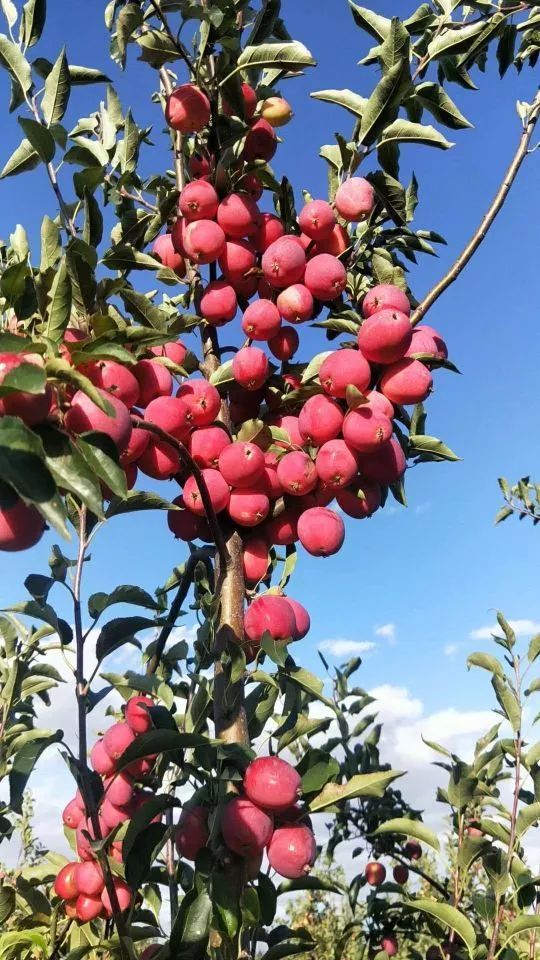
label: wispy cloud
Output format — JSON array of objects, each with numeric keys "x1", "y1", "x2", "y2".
[
  {"x1": 320, "y1": 639, "x2": 376, "y2": 657},
  {"x1": 444, "y1": 643, "x2": 460, "y2": 657},
  {"x1": 375, "y1": 623, "x2": 396, "y2": 642},
  {"x1": 470, "y1": 619, "x2": 540, "y2": 641}
]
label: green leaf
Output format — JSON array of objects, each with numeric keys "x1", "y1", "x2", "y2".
[
  {"x1": 404, "y1": 900, "x2": 476, "y2": 956},
  {"x1": 230, "y1": 40, "x2": 316, "y2": 77},
  {"x1": 103, "y1": 244, "x2": 164, "y2": 272},
  {"x1": 358, "y1": 60, "x2": 405, "y2": 147},
  {"x1": 373, "y1": 818, "x2": 440, "y2": 852},
  {"x1": 94, "y1": 615, "x2": 158, "y2": 662},
  {"x1": 213, "y1": 870, "x2": 240, "y2": 940},
  {"x1": 135, "y1": 29, "x2": 178, "y2": 68},
  {"x1": 408, "y1": 434, "x2": 460, "y2": 461},
  {"x1": 40, "y1": 215, "x2": 61, "y2": 271},
  {"x1": 466, "y1": 652, "x2": 505, "y2": 679},
  {"x1": 414, "y1": 82, "x2": 472, "y2": 130},
  {"x1": 169, "y1": 888, "x2": 212, "y2": 960},
  {"x1": 117, "y1": 729, "x2": 211, "y2": 771},
  {"x1": 0, "y1": 138, "x2": 39, "y2": 178},
  {"x1": 308, "y1": 770, "x2": 403, "y2": 812},
  {"x1": 0, "y1": 361, "x2": 45, "y2": 397},
  {"x1": 426, "y1": 20, "x2": 486, "y2": 59},
  {"x1": 209, "y1": 359, "x2": 234, "y2": 387},
  {"x1": 516, "y1": 802, "x2": 540, "y2": 838},
  {"x1": 88, "y1": 585, "x2": 159, "y2": 619},
  {"x1": 528, "y1": 634, "x2": 540, "y2": 663},
  {"x1": 82, "y1": 189, "x2": 103, "y2": 248},
  {"x1": 278, "y1": 875, "x2": 345, "y2": 896},
  {"x1": 19, "y1": 0, "x2": 46, "y2": 49},
  {"x1": 68, "y1": 64, "x2": 111, "y2": 85},
  {"x1": 5, "y1": 599, "x2": 72, "y2": 643},
  {"x1": 497, "y1": 23, "x2": 517, "y2": 77},
  {"x1": 116, "y1": 2, "x2": 143, "y2": 62},
  {"x1": 492, "y1": 676, "x2": 521, "y2": 732},
  {"x1": 0, "y1": 416, "x2": 69, "y2": 536},
  {"x1": 301, "y1": 350, "x2": 332, "y2": 384},
  {"x1": 285, "y1": 666, "x2": 334, "y2": 708},
  {"x1": 502, "y1": 916, "x2": 540, "y2": 947},
  {"x1": 119, "y1": 288, "x2": 168, "y2": 330},
  {"x1": 45, "y1": 258, "x2": 72, "y2": 340},
  {"x1": 1, "y1": 1, "x2": 17, "y2": 30},
  {"x1": 0, "y1": 34, "x2": 32, "y2": 94},
  {"x1": 42, "y1": 47, "x2": 70, "y2": 124},
  {"x1": 378, "y1": 120, "x2": 454, "y2": 151},
  {"x1": 104, "y1": 490, "x2": 180, "y2": 517},
  {"x1": 349, "y1": 3, "x2": 391, "y2": 41},
  {"x1": 0, "y1": 884, "x2": 15, "y2": 924},
  {"x1": 9, "y1": 732, "x2": 62, "y2": 813},
  {"x1": 310, "y1": 88, "x2": 367, "y2": 119},
  {"x1": 76, "y1": 432, "x2": 127, "y2": 500}
]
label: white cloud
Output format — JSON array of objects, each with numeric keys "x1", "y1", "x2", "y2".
[
  {"x1": 444, "y1": 643, "x2": 460, "y2": 657},
  {"x1": 414, "y1": 501, "x2": 432, "y2": 515},
  {"x1": 375, "y1": 623, "x2": 396, "y2": 642},
  {"x1": 320, "y1": 639, "x2": 376, "y2": 657},
  {"x1": 470, "y1": 618, "x2": 540, "y2": 640}
]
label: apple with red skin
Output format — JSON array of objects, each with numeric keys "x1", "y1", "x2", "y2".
[
  {"x1": 183, "y1": 219, "x2": 226, "y2": 264},
  {"x1": 168, "y1": 494, "x2": 211, "y2": 542},
  {"x1": 241, "y1": 300, "x2": 282, "y2": 341},
  {"x1": 304, "y1": 254, "x2": 347, "y2": 301},
  {"x1": 183, "y1": 468, "x2": 230, "y2": 517},
  {"x1": 244, "y1": 756, "x2": 302, "y2": 812},
  {"x1": 190, "y1": 426, "x2": 231, "y2": 468},
  {"x1": 63, "y1": 798, "x2": 85, "y2": 829},
  {"x1": 144, "y1": 396, "x2": 191, "y2": 441},
  {"x1": 336, "y1": 481, "x2": 381, "y2": 519},
  {"x1": 102, "y1": 721, "x2": 136, "y2": 763},
  {"x1": 101, "y1": 878, "x2": 132, "y2": 917},
  {"x1": 134, "y1": 359, "x2": 173, "y2": 406},
  {"x1": 200, "y1": 280, "x2": 238, "y2": 326},
  {"x1": 0, "y1": 352, "x2": 51, "y2": 425},
  {"x1": 228, "y1": 487, "x2": 270, "y2": 527},
  {"x1": 267, "y1": 823, "x2": 317, "y2": 879},
  {"x1": 298, "y1": 199, "x2": 335, "y2": 241},
  {"x1": 221, "y1": 796, "x2": 274, "y2": 856},
  {"x1": 365, "y1": 861, "x2": 386, "y2": 886},
  {"x1": 298, "y1": 395, "x2": 343, "y2": 446},
  {"x1": 404, "y1": 839, "x2": 422, "y2": 860},
  {"x1": 75, "y1": 861, "x2": 105, "y2": 897},
  {"x1": 393, "y1": 864, "x2": 409, "y2": 884},
  {"x1": 105, "y1": 771, "x2": 134, "y2": 807},
  {"x1": 358, "y1": 309, "x2": 412, "y2": 365},
  {"x1": 316, "y1": 440, "x2": 358, "y2": 490},
  {"x1": 90, "y1": 738, "x2": 116, "y2": 776},
  {"x1": 380, "y1": 358, "x2": 433, "y2": 405},
  {"x1": 253, "y1": 213, "x2": 285, "y2": 253},
  {"x1": 381, "y1": 935, "x2": 399, "y2": 957},
  {"x1": 218, "y1": 238, "x2": 257, "y2": 283},
  {"x1": 76, "y1": 894, "x2": 103, "y2": 922},
  {"x1": 262, "y1": 236, "x2": 306, "y2": 289},
  {"x1": 177, "y1": 379, "x2": 221, "y2": 427},
  {"x1": 152, "y1": 234, "x2": 185, "y2": 276},
  {"x1": 244, "y1": 118, "x2": 277, "y2": 162},
  {"x1": 244, "y1": 594, "x2": 296, "y2": 645},
  {"x1": 362, "y1": 283, "x2": 410, "y2": 318},
  {"x1": 175, "y1": 806, "x2": 209, "y2": 861},
  {"x1": 277, "y1": 283, "x2": 313, "y2": 323},
  {"x1": 342, "y1": 407, "x2": 393, "y2": 454},
  {"x1": 334, "y1": 177, "x2": 375, "y2": 221},
  {"x1": 285, "y1": 597, "x2": 310, "y2": 640},
  {"x1": 357, "y1": 438, "x2": 406, "y2": 485},
  {"x1": 319, "y1": 349, "x2": 371, "y2": 398},
  {"x1": 125, "y1": 695, "x2": 154, "y2": 734},
  {"x1": 218, "y1": 442, "x2": 265, "y2": 488},
  {"x1": 0, "y1": 500, "x2": 45, "y2": 552},
  {"x1": 232, "y1": 347, "x2": 269, "y2": 391},
  {"x1": 277, "y1": 451, "x2": 317, "y2": 497},
  {"x1": 165, "y1": 83, "x2": 210, "y2": 133},
  {"x1": 64, "y1": 389, "x2": 132, "y2": 453},
  {"x1": 297, "y1": 507, "x2": 345, "y2": 557},
  {"x1": 222, "y1": 82, "x2": 257, "y2": 120},
  {"x1": 179, "y1": 180, "x2": 219, "y2": 222},
  {"x1": 243, "y1": 538, "x2": 269, "y2": 585},
  {"x1": 217, "y1": 193, "x2": 260, "y2": 239},
  {"x1": 54, "y1": 863, "x2": 79, "y2": 900}
]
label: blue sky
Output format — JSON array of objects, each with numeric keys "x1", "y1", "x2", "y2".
[{"x1": 1, "y1": 0, "x2": 539, "y2": 729}]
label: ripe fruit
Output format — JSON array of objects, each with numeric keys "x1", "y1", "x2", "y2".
[
  {"x1": 165, "y1": 84, "x2": 211, "y2": 133},
  {"x1": 90, "y1": 739, "x2": 116, "y2": 776},
  {"x1": 358, "y1": 310, "x2": 412, "y2": 365},
  {"x1": 183, "y1": 468, "x2": 230, "y2": 516},
  {"x1": 218, "y1": 442, "x2": 265, "y2": 487},
  {"x1": 63, "y1": 798, "x2": 85, "y2": 829},
  {"x1": 243, "y1": 538, "x2": 269, "y2": 584},
  {"x1": 101, "y1": 798, "x2": 132, "y2": 831},
  {"x1": 382, "y1": 936, "x2": 399, "y2": 957},
  {"x1": 298, "y1": 200, "x2": 335, "y2": 241},
  {"x1": 262, "y1": 237, "x2": 306, "y2": 289},
  {"x1": 152, "y1": 234, "x2": 185, "y2": 276},
  {"x1": 125, "y1": 695, "x2": 154, "y2": 734},
  {"x1": 277, "y1": 284, "x2": 314, "y2": 324},
  {"x1": 190, "y1": 426, "x2": 231, "y2": 468},
  {"x1": 75, "y1": 861, "x2": 105, "y2": 897},
  {"x1": 244, "y1": 756, "x2": 301, "y2": 811},
  {"x1": 168, "y1": 494, "x2": 210, "y2": 541},
  {"x1": 241, "y1": 300, "x2": 282, "y2": 341},
  {"x1": 177, "y1": 379, "x2": 221, "y2": 427},
  {"x1": 101, "y1": 878, "x2": 132, "y2": 916},
  {"x1": 232, "y1": 347, "x2": 269, "y2": 391},
  {"x1": 336, "y1": 481, "x2": 381, "y2": 519},
  {"x1": 285, "y1": 598, "x2": 310, "y2": 640},
  {"x1": 223, "y1": 82, "x2": 257, "y2": 120},
  {"x1": 406, "y1": 324, "x2": 448, "y2": 360},
  {"x1": 253, "y1": 213, "x2": 285, "y2": 253},
  {"x1": 268, "y1": 413, "x2": 303, "y2": 447},
  {"x1": 244, "y1": 118, "x2": 277, "y2": 162},
  {"x1": 298, "y1": 395, "x2": 343, "y2": 446},
  {"x1": 103, "y1": 722, "x2": 136, "y2": 763},
  {"x1": 267, "y1": 823, "x2": 317, "y2": 879},
  {"x1": 393, "y1": 865, "x2": 409, "y2": 884},
  {"x1": 343, "y1": 408, "x2": 393, "y2": 453},
  {"x1": 264, "y1": 506, "x2": 299, "y2": 546},
  {"x1": 261, "y1": 96, "x2": 293, "y2": 127},
  {"x1": 269, "y1": 326, "x2": 299, "y2": 361},
  {"x1": 365, "y1": 389, "x2": 394, "y2": 419},
  {"x1": 137, "y1": 439, "x2": 180, "y2": 480},
  {"x1": 314, "y1": 223, "x2": 349, "y2": 257},
  {"x1": 358, "y1": 438, "x2": 406, "y2": 485},
  {"x1": 277, "y1": 451, "x2": 317, "y2": 497},
  {"x1": 0, "y1": 353, "x2": 51, "y2": 425},
  {"x1": 65, "y1": 389, "x2": 132, "y2": 453},
  {"x1": 183, "y1": 219, "x2": 226, "y2": 264},
  {"x1": 218, "y1": 238, "x2": 257, "y2": 283},
  {"x1": 297, "y1": 507, "x2": 345, "y2": 557},
  {"x1": 217, "y1": 193, "x2": 259, "y2": 239},
  {"x1": 105, "y1": 771, "x2": 135, "y2": 808},
  {"x1": 54, "y1": 862, "x2": 79, "y2": 900},
  {"x1": 175, "y1": 806, "x2": 209, "y2": 860},
  {"x1": 365, "y1": 861, "x2": 386, "y2": 886},
  {"x1": 221, "y1": 796, "x2": 274, "y2": 856},
  {"x1": 316, "y1": 440, "x2": 358, "y2": 490},
  {"x1": 144, "y1": 396, "x2": 190, "y2": 440},
  {"x1": 228, "y1": 487, "x2": 269, "y2": 526},
  {"x1": 244, "y1": 594, "x2": 296, "y2": 644},
  {"x1": 363, "y1": 283, "x2": 410, "y2": 318},
  {"x1": 200, "y1": 280, "x2": 238, "y2": 326},
  {"x1": 304, "y1": 254, "x2": 346, "y2": 301},
  {"x1": 179, "y1": 180, "x2": 219, "y2": 222},
  {"x1": 0, "y1": 500, "x2": 44, "y2": 552},
  {"x1": 149, "y1": 340, "x2": 187, "y2": 367},
  {"x1": 380, "y1": 358, "x2": 433, "y2": 405},
  {"x1": 76, "y1": 894, "x2": 103, "y2": 922},
  {"x1": 134, "y1": 359, "x2": 172, "y2": 407},
  {"x1": 319, "y1": 349, "x2": 371, "y2": 398},
  {"x1": 335, "y1": 177, "x2": 375, "y2": 221},
  {"x1": 404, "y1": 840, "x2": 422, "y2": 860}
]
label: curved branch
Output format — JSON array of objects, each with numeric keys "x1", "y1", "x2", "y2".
[
  {"x1": 148, "y1": 0, "x2": 195, "y2": 74},
  {"x1": 130, "y1": 416, "x2": 229, "y2": 565},
  {"x1": 411, "y1": 90, "x2": 540, "y2": 326}
]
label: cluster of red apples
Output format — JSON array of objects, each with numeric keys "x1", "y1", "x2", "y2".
[
  {"x1": 365, "y1": 841, "x2": 423, "y2": 957},
  {"x1": 0, "y1": 80, "x2": 447, "y2": 561},
  {"x1": 54, "y1": 695, "x2": 315, "y2": 923}
]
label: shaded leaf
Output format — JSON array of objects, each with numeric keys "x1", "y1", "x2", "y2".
[
  {"x1": 308, "y1": 770, "x2": 402, "y2": 812},
  {"x1": 373, "y1": 817, "x2": 440, "y2": 852}
]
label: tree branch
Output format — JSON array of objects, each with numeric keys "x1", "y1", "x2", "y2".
[
  {"x1": 130, "y1": 416, "x2": 229, "y2": 565},
  {"x1": 148, "y1": 0, "x2": 195, "y2": 74},
  {"x1": 159, "y1": 66, "x2": 186, "y2": 193},
  {"x1": 411, "y1": 90, "x2": 540, "y2": 326}
]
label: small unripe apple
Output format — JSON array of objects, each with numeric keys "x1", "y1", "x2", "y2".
[{"x1": 261, "y1": 96, "x2": 293, "y2": 127}]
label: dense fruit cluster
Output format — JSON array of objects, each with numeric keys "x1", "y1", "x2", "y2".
[
  {"x1": 176, "y1": 756, "x2": 317, "y2": 881},
  {"x1": 54, "y1": 695, "x2": 156, "y2": 922}
]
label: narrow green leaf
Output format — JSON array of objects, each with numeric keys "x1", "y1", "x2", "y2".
[
  {"x1": 0, "y1": 138, "x2": 39, "y2": 178},
  {"x1": 378, "y1": 119, "x2": 454, "y2": 151},
  {"x1": 414, "y1": 82, "x2": 472, "y2": 130},
  {"x1": 19, "y1": 0, "x2": 46, "y2": 49},
  {"x1": 404, "y1": 900, "x2": 476, "y2": 956},
  {"x1": 45, "y1": 259, "x2": 72, "y2": 341},
  {"x1": 349, "y1": 3, "x2": 391, "y2": 41},
  {"x1": 466, "y1": 652, "x2": 505, "y2": 679},
  {"x1": 408, "y1": 434, "x2": 460, "y2": 461},
  {"x1": 0, "y1": 34, "x2": 32, "y2": 94},
  {"x1": 42, "y1": 47, "x2": 70, "y2": 124},
  {"x1": 310, "y1": 88, "x2": 367, "y2": 119},
  {"x1": 373, "y1": 817, "x2": 440, "y2": 852},
  {"x1": 308, "y1": 770, "x2": 403, "y2": 812},
  {"x1": 40, "y1": 215, "x2": 61, "y2": 271},
  {"x1": 492, "y1": 676, "x2": 521, "y2": 732},
  {"x1": 359, "y1": 60, "x2": 405, "y2": 147}
]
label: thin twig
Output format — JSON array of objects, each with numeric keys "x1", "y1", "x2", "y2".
[
  {"x1": 148, "y1": 0, "x2": 195, "y2": 74},
  {"x1": 159, "y1": 67, "x2": 186, "y2": 193},
  {"x1": 412, "y1": 90, "x2": 540, "y2": 326},
  {"x1": 130, "y1": 417, "x2": 229, "y2": 564},
  {"x1": 147, "y1": 547, "x2": 213, "y2": 675}
]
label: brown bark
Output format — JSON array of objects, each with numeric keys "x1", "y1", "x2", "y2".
[{"x1": 213, "y1": 526, "x2": 249, "y2": 745}]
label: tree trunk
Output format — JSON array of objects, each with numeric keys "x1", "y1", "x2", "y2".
[{"x1": 213, "y1": 527, "x2": 249, "y2": 745}]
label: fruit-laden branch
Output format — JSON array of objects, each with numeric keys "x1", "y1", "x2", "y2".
[
  {"x1": 130, "y1": 416, "x2": 229, "y2": 564},
  {"x1": 146, "y1": 546, "x2": 214, "y2": 676},
  {"x1": 411, "y1": 89, "x2": 540, "y2": 326},
  {"x1": 159, "y1": 67, "x2": 186, "y2": 194},
  {"x1": 213, "y1": 527, "x2": 249, "y2": 744}
]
